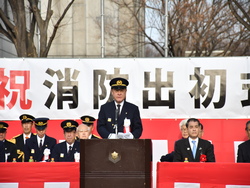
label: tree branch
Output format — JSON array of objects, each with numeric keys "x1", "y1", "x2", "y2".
[{"x1": 43, "y1": 0, "x2": 75, "y2": 57}]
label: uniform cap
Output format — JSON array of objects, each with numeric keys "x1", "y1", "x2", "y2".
[
  {"x1": 0, "y1": 122, "x2": 8, "y2": 133},
  {"x1": 109, "y1": 77, "x2": 129, "y2": 90},
  {"x1": 34, "y1": 118, "x2": 49, "y2": 130},
  {"x1": 19, "y1": 114, "x2": 35, "y2": 123},
  {"x1": 61, "y1": 120, "x2": 79, "y2": 132},
  {"x1": 80, "y1": 115, "x2": 96, "y2": 126}
]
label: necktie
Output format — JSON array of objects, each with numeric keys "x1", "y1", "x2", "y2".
[
  {"x1": 192, "y1": 140, "x2": 196, "y2": 158},
  {"x1": 117, "y1": 104, "x2": 121, "y2": 119},
  {"x1": 39, "y1": 139, "x2": 42, "y2": 150},
  {"x1": 68, "y1": 146, "x2": 72, "y2": 155},
  {"x1": 25, "y1": 137, "x2": 29, "y2": 140}
]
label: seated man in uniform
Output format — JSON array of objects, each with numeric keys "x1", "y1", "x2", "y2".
[
  {"x1": 0, "y1": 122, "x2": 17, "y2": 162},
  {"x1": 52, "y1": 120, "x2": 80, "y2": 162},
  {"x1": 77, "y1": 115, "x2": 100, "y2": 140},
  {"x1": 237, "y1": 120, "x2": 250, "y2": 163},
  {"x1": 10, "y1": 114, "x2": 36, "y2": 162},
  {"x1": 24, "y1": 118, "x2": 56, "y2": 162}
]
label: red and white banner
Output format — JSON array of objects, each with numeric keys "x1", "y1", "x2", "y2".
[
  {"x1": 157, "y1": 162, "x2": 250, "y2": 188},
  {"x1": 0, "y1": 162, "x2": 79, "y2": 188},
  {"x1": 0, "y1": 57, "x2": 249, "y2": 119}
]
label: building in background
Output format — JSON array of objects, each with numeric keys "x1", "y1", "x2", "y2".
[{"x1": 0, "y1": 0, "x2": 145, "y2": 58}]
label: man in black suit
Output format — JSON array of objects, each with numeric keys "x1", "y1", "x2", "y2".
[
  {"x1": 97, "y1": 77, "x2": 143, "y2": 139},
  {"x1": 76, "y1": 115, "x2": 100, "y2": 140},
  {"x1": 51, "y1": 120, "x2": 80, "y2": 162},
  {"x1": 10, "y1": 114, "x2": 36, "y2": 162},
  {"x1": 173, "y1": 118, "x2": 215, "y2": 162},
  {"x1": 237, "y1": 120, "x2": 250, "y2": 163},
  {"x1": 24, "y1": 118, "x2": 56, "y2": 162},
  {"x1": 0, "y1": 122, "x2": 17, "y2": 162}
]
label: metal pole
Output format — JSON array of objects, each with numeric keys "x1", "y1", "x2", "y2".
[
  {"x1": 101, "y1": 0, "x2": 105, "y2": 58},
  {"x1": 164, "y1": 0, "x2": 168, "y2": 57}
]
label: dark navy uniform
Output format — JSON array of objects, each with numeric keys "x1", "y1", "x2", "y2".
[
  {"x1": 0, "y1": 141, "x2": 4, "y2": 162},
  {"x1": 3, "y1": 140, "x2": 18, "y2": 162},
  {"x1": 24, "y1": 135, "x2": 56, "y2": 162},
  {"x1": 12, "y1": 133, "x2": 36, "y2": 162},
  {"x1": 97, "y1": 77, "x2": 143, "y2": 139},
  {"x1": 97, "y1": 101, "x2": 143, "y2": 138},
  {"x1": 10, "y1": 114, "x2": 36, "y2": 162},
  {"x1": 0, "y1": 121, "x2": 18, "y2": 162},
  {"x1": 24, "y1": 118, "x2": 56, "y2": 162},
  {"x1": 52, "y1": 140, "x2": 80, "y2": 162},
  {"x1": 51, "y1": 120, "x2": 79, "y2": 162}
]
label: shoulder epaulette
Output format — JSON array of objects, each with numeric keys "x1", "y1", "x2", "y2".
[
  {"x1": 12, "y1": 134, "x2": 21, "y2": 139},
  {"x1": 8, "y1": 138, "x2": 16, "y2": 144},
  {"x1": 93, "y1": 134, "x2": 101, "y2": 139}
]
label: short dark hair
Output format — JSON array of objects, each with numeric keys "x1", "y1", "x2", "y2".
[
  {"x1": 200, "y1": 123, "x2": 204, "y2": 130},
  {"x1": 186, "y1": 118, "x2": 200, "y2": 128},
  {"x1": 245, "y1": 120, "x2": 250, "y2": 131}
]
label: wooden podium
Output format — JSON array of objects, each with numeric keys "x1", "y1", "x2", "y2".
[{"x1": 80, "y1": 139, "x2": 152, "y2": 188}]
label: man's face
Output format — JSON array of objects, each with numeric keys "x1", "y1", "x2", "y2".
[
  {"x1": 180, "y1": 125, "x2": 188, "y2": 139},
  {"x1": 36, "y1": 127, "x2": 46, "y2": 138},
  {"x1": 187, "y1": 121, "x2": 200, "y2": 139},
  {"x1": 77, "y1": 124, "x2": 93, "y2": 139},
  {"x1": 22, "y1": 122, "x2": 33, "y2": 134},
  {"x1": 0, "y1": 131, "x2": 7, "y2": 141},
  {"x1": 111, "y1": 88, "x2": 127, "y2": 104},
  {"x1": 64, "y1": 130, "x2": 76, "y2": 144},
  {"x1": 246, "y1": 123, "x2": 250, "y2": 139},
  {"x1": 198, "y1": 127, "x2": 204, "y2": 138}
]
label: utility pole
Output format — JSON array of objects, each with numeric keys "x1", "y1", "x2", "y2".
[
  {"x1": 164, "y1": 0, "x2": 168, "y2": 57},
  {"x1": 101, "y1": 0, "x2": 105, "y2": 58}
]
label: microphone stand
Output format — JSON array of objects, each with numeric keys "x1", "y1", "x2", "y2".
[{"x1": 114, "y1": 108, "x2": 118, "y2": 136}]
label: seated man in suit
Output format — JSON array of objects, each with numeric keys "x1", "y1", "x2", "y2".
[
  {"x1": 0, "y1": 122, "x2": 17, "y2": 162},
  {"x1": 160, "y1": 119, "x2": 188, "y2": 162},
  {"x1": 77, "y1": 115, "x2": 100, "y2": 140},
  {"x1": 52, "y1": 120, "x2": 80, "y2": 162},
  {"x1": 173, "y1": 118, "x2": 215, "y2": 162},
  {"x1": 237, "y1": 120, "x2": 250, "y2": 163},
  {"x1": 97, "y1": 77, "x2": 143, "y2": 139},
  {"x1": 24, "y1": 118, "x2": 56, "y2": 162}
]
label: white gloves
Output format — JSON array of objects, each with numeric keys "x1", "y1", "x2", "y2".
[
  {"x1": 124, "y1": 132, "x2": 134, "y2": 139},
  {"x1": 108, "y1": 133, "x2": 118, "y2": 139},
  {"x1": 108, "y1": 132, "x2": 134, "y2": 139}
]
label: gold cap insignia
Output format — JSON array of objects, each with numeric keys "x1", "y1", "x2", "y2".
[
  {"x1": 85, "y1": 117, "x2": 90, "y2": 122},
  {"x1": 63, "y1": 122, "x2": 76, "y2": 128},
  {"x1": 35, "y1": 122, "x2": 47, "y2": 126}
]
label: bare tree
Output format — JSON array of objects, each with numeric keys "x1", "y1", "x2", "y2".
[
  {"x1": 103, "y1": 0, "x2": 250, "y2": 57},
  {"x1": 228, "y1": 0, "x2": 250, "y2": 31},
  {"x1": 0, "y1": 0, "x2": 74, "y2": 57}
]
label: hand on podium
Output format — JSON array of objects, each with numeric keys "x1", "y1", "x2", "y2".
[
  {"x1": 124, "y1": 132, "x2": 134, "y2": 139},
  {"x1": 108, "y1": 133, "x2": 118, "y2": 139},
  {"x1": 117, "y1": 132, "x2": 126, "y2": 139}
]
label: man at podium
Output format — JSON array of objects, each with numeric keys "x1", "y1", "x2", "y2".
[{"x1": 97, "y1": 77, "x2": 143, "y2": 139}]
